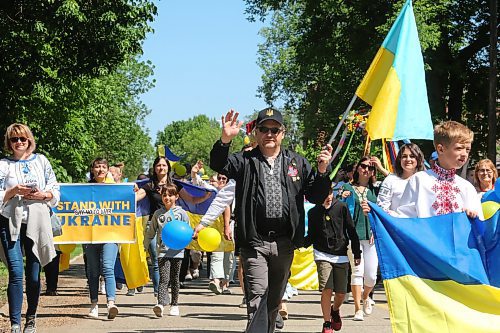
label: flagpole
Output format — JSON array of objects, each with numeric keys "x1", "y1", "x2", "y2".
[{"x1": 327, "y1": 94, "x2": 357, "y2": 145}]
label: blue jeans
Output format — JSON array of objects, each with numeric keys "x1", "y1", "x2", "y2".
[
  {"x1": 0, "y1": 223, "x2": 41, "y2": 326},
  {"x1": 84, "y1": 243, "x2": 118, "y2": 303},
  {"x1": 148, "y1": 237, "x2": 159, "y2": 294}
]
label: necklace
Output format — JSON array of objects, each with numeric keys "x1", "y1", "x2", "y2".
[{"x1": 353, "y1": 185, "x2": 368, "y2": 201}]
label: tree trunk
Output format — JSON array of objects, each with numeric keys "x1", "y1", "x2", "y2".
[{"x1": 487, "y1": 0, "x2": 498, "y2": 163}]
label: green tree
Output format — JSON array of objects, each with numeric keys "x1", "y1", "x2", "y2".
[
  {"x1": 245, "y1": 0, "x2": 498, "y2": 161},
  {"x1": 156, "y1": 115, "x2": 244, "y2": 174},
  {"x1": 0, "y1": 1, "x2": 157, "y2": 181}
]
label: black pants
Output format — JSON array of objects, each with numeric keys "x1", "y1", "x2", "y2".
[{"x1": 44, "y1": 252, "x2": 61, "y2": 292}]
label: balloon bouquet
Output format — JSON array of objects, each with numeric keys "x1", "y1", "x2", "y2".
[{"x1": 161, "y1": 220, "x2": 221, "y2": 252}]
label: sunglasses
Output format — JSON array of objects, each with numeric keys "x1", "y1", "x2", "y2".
[
  {"x1": 217, "y1": 176, "x2": 227, "y2": 181},
  {"x1": 9, "y1": 137, "x2": 28, "y2": 143},
  {"x1": 257, "y1": 126, "x2": 282, "y2": 135},
  {"x1": 359, "y1": 163, "x2": 376, "y2": 171}
]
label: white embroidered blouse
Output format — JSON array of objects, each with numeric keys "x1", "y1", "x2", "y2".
[
  {"x1": 0, "y1": 154, "x2": 60, "y2": 221},
  {"x1": 397, "y1": 163, "x2": 482, "y2": 219}
]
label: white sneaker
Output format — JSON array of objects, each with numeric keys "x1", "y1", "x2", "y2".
[
  {"x1": 191, "y1": 269, "x2": 199, "y2": 279},
  {"x1": 153, "y1": 304, "x2": 164, "y2": 317},
  {"x1": 126, "y1": 289, "x2": 136, "y2": 296},
  {"x1": 99, "y1": 281, "x2": 106, "y2": 295},
  {"x1": 88, "y1": 304, "x2": 99, "y2": 318},
  {"x1": 107, "y1": 304, "x2": 119, "y2": 320},
  {"x1": 184, "y1": 273, "x2": 193, "y2": 281},
  {"x1": 169, "y1": 305, "x2": 180, "y2": 316},
  {"x1": 363, "y1": 298, "x2": 373, "y2": 315},
  {"x1": 353, "y1": 309, "x2": 364, "y2": 321},
  {"x1": 369, "y1": 297, "x2": 375, "y2": 306}
]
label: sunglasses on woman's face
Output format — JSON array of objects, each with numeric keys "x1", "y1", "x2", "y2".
[
  {"x1": 359, "y1": 163, "x2": 375, "y2": 171},
  {"x1": 217, "y1": 176, "x2": 227, "y2": 181},
  {"x1": 257, "y1": 126, "x2": 282, "y2": 135},
  {"x1": 9, "y1": 137, "x2": 28, "y2": 143}
]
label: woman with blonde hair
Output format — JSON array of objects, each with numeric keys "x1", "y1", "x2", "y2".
[
  {"x1": 0, "y1": 123, "x2": 60, "y2": 333},
  {"x1": 474, "y1": 159, "x2": 497, "y2": 198}
]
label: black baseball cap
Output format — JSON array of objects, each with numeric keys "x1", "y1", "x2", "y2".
[{"x1": 256, "y1": 107, "x2": 284, "y2": 126}]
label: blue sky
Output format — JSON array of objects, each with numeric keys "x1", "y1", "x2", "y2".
[{"x1": 141, "y1": 0, "x2": 270, "y2": 139}]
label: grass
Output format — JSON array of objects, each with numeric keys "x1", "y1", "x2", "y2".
[{"x1": 0, "y1": 244, "x2": 84, "y2": 307}]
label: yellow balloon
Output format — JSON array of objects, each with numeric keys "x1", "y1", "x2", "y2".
[
  {"x1": 59, "y1": 244, "x2": 76, "y2": 254},
  {"x1": 174, "y1": 164, "x2": 187, "y2": 177},
  {"x1": 243, "y1": 136, "x2": 251, "y2": 145},
  {"x1": 198, "y1": 228, "x2": 222, "y2": 252},
  {"x1": 482, "y1": 201, "x2": 500, "y2": 220}
]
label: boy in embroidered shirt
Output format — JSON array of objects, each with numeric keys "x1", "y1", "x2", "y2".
[{"x1": 392, "y1": 121, "x2": 482, "y2": 218}]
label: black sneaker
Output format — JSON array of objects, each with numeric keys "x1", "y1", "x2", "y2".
[
  {"x1": 23, "y1": 316, "x2": 36, "y2": 333},
  {"x1": 275, "y1": 313, "x2": 284, "y2": 331}
]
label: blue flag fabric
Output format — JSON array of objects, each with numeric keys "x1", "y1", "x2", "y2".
[{"x1": 368, "y1": 203, "x2": 500, "y2": 332}]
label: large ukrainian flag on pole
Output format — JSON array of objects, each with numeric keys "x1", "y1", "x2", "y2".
[
  {"x1": 356, "y1": 0, "x2": 433, "y2": 140},
  {"x1": 368, "y1": 203, "x2": 500, "y2": 333}
]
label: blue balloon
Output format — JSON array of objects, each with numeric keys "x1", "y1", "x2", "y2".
[{"x1": 161, "y1": 220, "x2": 193, "y2": 250}]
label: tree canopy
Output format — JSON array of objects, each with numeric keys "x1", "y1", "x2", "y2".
[
  {"x1": 0, "y1": 0, "x2": 157, "y2": 181},
  {"x1": 155, "y1": 115, "x2": 244, "y2": 174},
  {"x1": 245, "y1": 0, "x2": 498, "y2": 161}
]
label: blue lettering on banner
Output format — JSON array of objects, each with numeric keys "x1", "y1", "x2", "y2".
[
  {"x1": 111, "y1": 215, "x2": 121, "y2": 226},
  {"x1": 123, "y1": 215, "x2": 130, "y2": 226},
  {"x1": 68, "y1": 216, "x2": 78, "y2": 226},
  {"x1": 92, "y1": 215, "x2": 102, "y2": 226},
  {"x1": 81, "y1": 216, "x2": 89, "y2": 225}
]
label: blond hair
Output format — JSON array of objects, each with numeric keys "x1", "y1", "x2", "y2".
[
  {"x1": 3, "y1": 123, "x2": 36, "y2": 155},
  {"x1": 433, "y1": 121, "x2": 473, "y2": 149},
  {"x1": 474, "y1": 159, "x2": 497, "y2": 190}
]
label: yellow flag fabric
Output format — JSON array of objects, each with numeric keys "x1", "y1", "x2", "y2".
[
  {"x1": 289, "y1": 246, "x2": 319, "y2": 290},
  {"x1": 119, "y1": 215, "x2": 150, "y2": 289},
  {"x1": 355, "y1": 0, "x2": 433, "y2": 140},
  {"x1": 59, "y1": 253, "x2": 70, "y2": 272},
  {"x1": 385, "y1": 276, "x2": 500, "y2": 332}
]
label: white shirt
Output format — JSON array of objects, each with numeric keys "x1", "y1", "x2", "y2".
[
  {"x1": 0, "y1": 154, "x2": 60, "y2": 221},
  {"x1": 313, "y1": 249, "x2": 349, "y2": 264},
  {"x1": 397, "y1": 164, "x2": 483, "y2": 219},
  {"x1": 377, "y1": 174, "x2": 411, "y2": 215},
  {"x1": 200, "y1": 179, "x2": 235, "y2": 226}
]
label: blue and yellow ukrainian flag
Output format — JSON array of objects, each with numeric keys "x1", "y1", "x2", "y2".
[
  {"x1": 356, "y1": 0, "x2": 433, "y2": 141},
  {"x1": 368, "y1": 203, "x2": 500, "y2": 333},
  {"x1": 175, "y1": 180, "x2": 234, "y2": 252}
]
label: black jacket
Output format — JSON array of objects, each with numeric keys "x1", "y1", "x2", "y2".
[
  {"x1": 210, "y1": 140, "x2": 331, "y2": 249},
  {"x1": 305, "y1": 199, "x2": 361, "y2": 259}
]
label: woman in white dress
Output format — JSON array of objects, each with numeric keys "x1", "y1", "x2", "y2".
[{"x1": 377, "y1": 143, "x2": 425, "y2": 215}]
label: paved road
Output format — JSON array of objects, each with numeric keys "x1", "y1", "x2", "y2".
[{"x1": 2, "y1": 256, "x2": 392, "y2": 333}]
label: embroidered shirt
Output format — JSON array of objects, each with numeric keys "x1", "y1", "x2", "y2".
[
  {"x1": 0, "y1": 154, "x2": 60, "y2": 222},
  {"x1": 397, "y1": 164, "x2": 482, "y2": 219},
  {"x1": 262, "y1": 155, "x2": 283, "y2": 219}
]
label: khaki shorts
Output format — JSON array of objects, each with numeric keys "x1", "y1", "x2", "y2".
[{"x1": 316, "y1": 261, "x2": 349, "y2": 293}]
